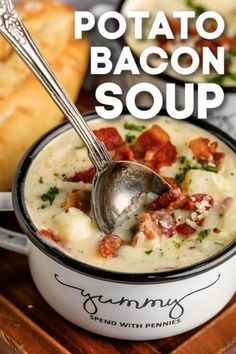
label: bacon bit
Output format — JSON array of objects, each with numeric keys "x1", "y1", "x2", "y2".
[
  {"x1": 68, "y1": 167, "x2": 95, "y2": 184},
  {"x1": 176, "y1": 223, "x2": 196, "y2": 237},
  {"x1": 93, "y1": 127, "x2": 123, "y2": 151},
  {"x1": 136, "y1": 213, "x2": 160, "y2": 240},
  {"x1": 130, "y1": 237, "x2": 138, "y2": 247},
  {"x1": 184, "y1": 194, "x2": 214, "y2": 211},
  {"x1": 142, "y1": 226, "x2": 157, "y2": 240},
  {"x1": 189, "y1": 137, "x2": 224, "y2": 169},
  {"x1": 150, "y1": 210, "x2": 176, "y2": 237},
  {"x1": 38, "y1": 229, "x2": 61, "y2": 243},
  {"x1": 144, "y1": 148, "x2": 157, "y2": 162},
  {"x1": 196, "y1": 217, "x2": 205, "y2": 227},
  {"x1": 189, "y1": 137, "x2": 218, "y2": 162},
  {"x1": 98, "y1": 234, "x2": 124, "y2": 258},
  {"x1": 162, "y1": 176, "x2": 180, "y2": 189},
  {"x1": 64, "y1": 190, "x2": 90, "y2": 213},
  {"x1": 149, "y1": 188, "x2": 181, "y2": 210},
  {"x1": 213, "y1": 152, "x2": 225, "y2": 170},
  {"x1": 167, "y1": 194, "x2": 189, "y2": 212},
  {"x1": 148, "y1": 142, "x2": 177, "y2": 172},
  {"x1": 131, "y1": 125, "x2": 170, "y2": 158},
  {"x1": 113, "y1": 143, "x2": 134, "y2": 161},
  {"x1": 213, "y1": 228, "x2": 221, "y2": 234}
]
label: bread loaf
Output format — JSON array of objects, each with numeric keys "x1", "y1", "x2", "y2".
[{"x1": 0, "y1": 0, "x2": 89, "y2": 191}]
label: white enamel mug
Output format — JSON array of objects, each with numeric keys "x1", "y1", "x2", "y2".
[{"x1": 0, "y1": 111, "x2": 235, "y2": 340}]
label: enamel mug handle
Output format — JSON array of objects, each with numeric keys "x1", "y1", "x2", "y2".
[{"x1": 0, "y1": 192, "x2": 28, "y2": 255}]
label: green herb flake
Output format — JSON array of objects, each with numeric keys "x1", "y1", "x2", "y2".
[
  {"x1": 145, "y1": 250, "x2": 153, "y2": 255},
  {"x1": 186, "y1": 0, "x2": 207, "y2": 16},
  {"x1": 159, "y1": 249, "x2": 164, "y2": 257},
  {"x1": 125, "y1": 134, "x2": 136, "y2": 144},
  {"x1": 172, "y1": 240, "x2": 181, "y2": 249},
  {"x1": 175, "y1": 173, "x2": 185, "y2": 184},
  {"x1": 41, "y1": 186, "x2": 59, "y2": 206},
  {"x1": 179, "y1": 156, "x2": 187, "y2": 164},
  {"x1": 38, "y1": 204, "x2": 48, "y2": 210},
  {"x1": 219, "y1": 213, "x2": 224, "y2": 218},
  {"x1": 208, "y1": 75, "x2": 225, "y2": 85},
  {"x1": 206, "y1": 165, "x2": 218, "y2": 173},
  {"x1": 39, "y1": 176, "x2": 44, "y2": 184},
  {"x1": 197, "y1": 229, "x2": 211, "y2": 242},
  {"x1": 54, "y1": 172, "x2": 59, "y2": 177},
  {"x1": 124, "y1": 122, "x2": 146, "y2": 132}
]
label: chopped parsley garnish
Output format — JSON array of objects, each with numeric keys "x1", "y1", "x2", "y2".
[
  {"x1": 124, "y1": 122, "x2": 146, "y2": 132},
  {"x1": 125, "y1": 134, "x2": 136, "y2": 144},
  {"x1": 172, "y1": 240, "x2": 181, "y2": 249},
  {"x1": 186, "y1": 0, "x2": 207, "y2": 16},
  {"x1": 41, "y1": 186, "x2": 59, "y2": 206},
  {"x1": 197, "y1": 229, "x2": 211, "y2": 242},
  {"x1": 145, "y1": 250, "x2": 153, "y2": 255},
  {"x1": 179, "y1": 156, "x2": 187, "y2": 164},
  {"x1": 38, "y1": 204, "x2": 48, "y2": 210},
  {"x1": 175, "y1": 172, "x2": 185, "y2": 184},
  {"x1": 219, "y1": 213, "x2": 224, "y2": 218},
  {"x1": 39, "y1": 176, "x2": 44, "y2": 184},
  {"x1": 207, "y1": 165, "x2": 218, "y2": 173},
  {"x1": 54, "y1": 172, "x2": 59, "y2": 177},
  {"x1": 159, "y1": 249, "x2": 164, "y2": 257}
]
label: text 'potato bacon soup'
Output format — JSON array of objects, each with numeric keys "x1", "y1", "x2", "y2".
[{"x1": 25, "y1": 117, "x2": 236, "y2": 273}]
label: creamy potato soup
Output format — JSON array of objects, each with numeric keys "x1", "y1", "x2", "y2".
[
  {"x1": 123, "y1": 0, "x2": 236, "y2": 86},
  {"x1": 25, "y1": 116, "x2": 236, "y2": 273}
]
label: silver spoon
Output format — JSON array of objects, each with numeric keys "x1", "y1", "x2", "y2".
[{"x1": 0, "y1": 0, "x2": 170, "y2": 233}]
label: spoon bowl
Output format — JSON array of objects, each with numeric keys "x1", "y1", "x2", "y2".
[{"x1": 92, "y1": 161, "x2": 170, "y2": 233}]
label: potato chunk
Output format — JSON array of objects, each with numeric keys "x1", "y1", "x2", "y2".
[
  {"x1": 183, "y1": 170, "x2": 233, "y2": 202},
  {"x1": 53, "y1": 208, "x2": 94, "y2": 242}
]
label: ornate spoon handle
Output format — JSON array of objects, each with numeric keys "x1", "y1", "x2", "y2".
[{"x1": 0, "y1": 0, "x2": 112, "y2": 171}]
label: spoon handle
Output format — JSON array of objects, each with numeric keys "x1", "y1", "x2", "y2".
[{"x1": 0, "y1": 0, "x2": 112, "y2": 171}]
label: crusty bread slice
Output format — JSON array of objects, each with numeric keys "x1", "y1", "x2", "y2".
[{"x1": 0, "y1": 0, "x2": 89, "y2": 191}]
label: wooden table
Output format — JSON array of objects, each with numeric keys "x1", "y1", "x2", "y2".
[{"x1": 0, "y1": 90, "x2": 236, "y2": 354}]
